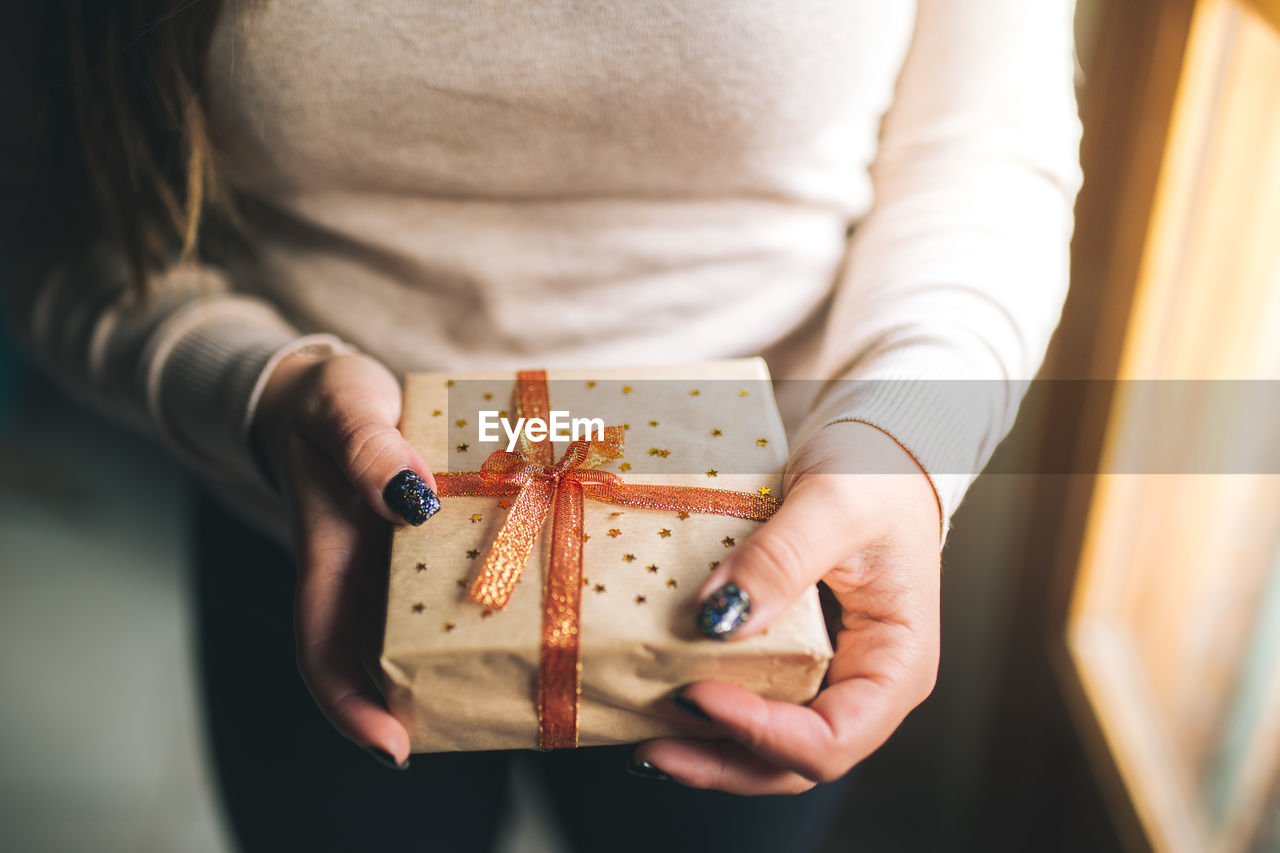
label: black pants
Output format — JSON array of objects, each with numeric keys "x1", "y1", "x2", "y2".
[{"x1": 191, "y1": 486, "x2": 853, "y2": 852}]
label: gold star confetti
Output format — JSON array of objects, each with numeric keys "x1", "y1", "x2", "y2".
[
  {"x1": 666, "y1": 578, "x2": 679, "y2": 589},
  {"x1": 619, "y1": 462, "x2": 632, "y2": 472},
  {"x1": 689, "y1": 389, "x2": 700, "y2": 396},
  {"x1": 443, "y1": 621, "x2": 456, "y2": 632},
  {"x1": 431, "y1": 409, "x2": 443, "y2": 417},
  {"x1": 621, "y1": 385, "x2": 634, "y2": 395},
  {"x1": 607, "y1": 528, "x2": 622, "y2": 538},
  {"x1": 648, "y1": 420, "x2": 659, "y2": 427},
  {"x1": 647, "y1": 564, "x2": 659, "y2": 573},
  {"x1": 456, "y1": 578, "x2": 468, "y2": 589},
  {"x1": 756, "y1": 438, "x2": 769, "y2": 447},
  {"x1": 585, "y1": 381, "x2": 597, "y2": 388},
  {"x1": 758, "y1": 486, "x2": 772, "y2": 495},
  {"x1": 582, "y1": 533, "x2": 591, "y2": 542},
  {"x1": 466, "y1": 549, "x2": 480, "y2": 559},
  {"x1": 457, "y1": 443, "x2": 469, "y2": 452},
  {"x1": 446, "y1": 379, "x2": 455, "y2": 387},
  {"x1": 481, "y1": 609, "x2": 493, "y2": 618},
  {"x1": 722, "y1": 536, "x2": 735, "y2": 547},
  {"x1": 709, "y1": 560, "x2": 720, "y2": 570},
  {"x1": 648, "y1": 447, "x2": 670, "y2": 457},
  {"x1": 623, "y1": 423, "x2": 631, "y2": 430},
  {"x1": 610, "y1": 511, "x2": 624, "y2": 518},
  {"x1": 482, "y1": 392, "x2": 493, "y2": 401},
  {"x1": 738, "y1": 389, "x2": 749, "y2": 396},
  {"x1": 711, "y1": 428, "x2": 723, "y2": 437},
  {"x1": 658, "y1": 528, "x2": 672, "y2": 538},
  {"x1": 593, "y1": 584, "x2": 607, "y2": 593},
  {"x1": 415, "y1": 562, "x2": 427, "y2": 572},
  {"x1": 582, "y1": 578, "x2": 590, "y2": 586},
  {"x1": 412, "y1": 602, "x2": 425, "y2": 613},
  {"x1": 705, "y1": 468, "x2": 718, "y2": 478},
  {"x1": 635, "y1": 594, "x2": 647, "y2": 604},
  {"x1": 456, "y1": 418, "x2": 468, "y2": 427},
  {"x1": 676, "y1": 511, "x2": 690, "y2": 520},
  {"x1": 498, "y1": 499, "x2": 512, "y2": 509},
  {"x1": 499, "y1": 409, "x2": 508, "y2": 418},
  {"x1": 622, "y1": 553, "x2": 636, "y2": 563},
  {"x1": 469, "y1": 513, "x2": 483, "y2": 523}
]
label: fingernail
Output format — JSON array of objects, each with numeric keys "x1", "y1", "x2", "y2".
[
  {"x1": 383, "y1": 469, "x2": 440, "y2": 525},
  {"x1": 696, "y1": 582, "x2": 751, "y2": 639},
  {"x1": 671, "y1": 691, "x2": 713, "y2": 723},
  {"x1": 626, "y1": 759, "x2": 672, "y2": 782},
  {"x1": 366, "y1": 746, "x2": 409, "y2": 771}
]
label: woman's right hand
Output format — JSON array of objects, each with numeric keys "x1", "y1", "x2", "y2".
[{"x1": 251, "y1": 350, "x2": 439, "y2": 769}]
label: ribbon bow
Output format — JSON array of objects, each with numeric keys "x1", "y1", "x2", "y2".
[{"x1": 434, "y1": 371, "x2": 780, "y2": 749}]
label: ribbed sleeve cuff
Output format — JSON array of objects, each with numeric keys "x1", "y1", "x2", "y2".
[
  {"x1": 141, "y1": 298, "x2": 354, "y2": 493},
  {"x1": 791, "y1": 344, "x2": 1017, "y2": 542}
]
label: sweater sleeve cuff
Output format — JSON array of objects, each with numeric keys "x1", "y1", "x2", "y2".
[
  {"x1": 790, "y1": 344, "x2": 1018, "y2": 543},
  {"x1": 142, "y1": 300, "x2": 356, "y2": 494}
]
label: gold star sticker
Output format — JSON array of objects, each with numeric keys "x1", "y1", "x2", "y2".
[
  {"x1": 456, "y1": 578, "x2": 468, "y2": 589},
  {"x1": 585, "y1": 381, "x2": 597, "y2": 388},
  {"x1": 445, "y1": 379, "x2": 455, "y2": 387},
  {"x1": 711, "y1": 428, "x2": 723, "y2": 437},
  {"x1": 658, "y1": 528, "x2": 672, "y2": 538},
  {"x1": 431, "y1": 409, "x2": 443, "y2": 417},
  {"x1": 443, "y1": 621, "x2": 456, "y2": 632},
  {"x1": 689, "y1": 389, "x2": 700, "y2": 396},
  {"x1": 498, "y1": 499, "x2": 512, "y2": 508},
  {"x1": 455, "y1": 418, "x2": 468, "y2": 427},
  {"x1": 635, "y1": 594, "x2": 647, "y2": 604},
  {"x1": 412, "y1": 602, "x2": 425, "y2": 613},
  {"x1": 466, "y1": 549, "x2": 480, "y2": 559},
  {"x1": 622, "y1": 553, "x2": 636, "y2": 563},
  {"x1": 756, "y1": 438, "x2": 769, "y2": 447},
  {"x1": 621, "y1": 385, "x2": 633, "y2": 395},
  {"x1": 593, "y1": 584, "x2": 607, "y2": 593},
  {"x1": 758, "y1": 486, "x2": 772, "y2": 495},
  {"x1": 646, "y1": 564, "x2": 659, "y2": 573},
  {"x1": 415, "y1": 562, "x2": 427, "y2": 572},
  {"x1": 482, "y1": 392, "x2": 493, "y2": 401},
  {"x1": 469, "y1": 513, "x2": 483, "y2": 523},
  {"x1": 709, "y1": 560, "x2": 720, "y2": 570},
  {"x1": 619, "y1": 462, "x2": 632, "y2": 472},
  {"x1": 705, "y1": 468, "x2": 718, "y2": 477},
  {"x1": 676, "y1": 511, "x2": 690, "y2": 520},
  {"x1": 722, "y1": 536, "x2": 735, "y2": 547},
  {"x1": 648, "y1": 420, "x2": 659, "y2": 427},
  {"x1": 738, "y1": 389, "x2": 749, "y2": 397},
  {"x1": 666, "y1": 578, "x2": 679, "y2": 589},
  {"x1": 457, "y1": 443, "x2": 469, "y2": 452},
  {"x1": 607, "y1": 528, "x2": 622, "y2": 538},
  {"x1": 481, "y1": 609, "x2": 493, "y2": 618}
]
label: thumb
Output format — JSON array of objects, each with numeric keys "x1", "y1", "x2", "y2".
[
  {"x1": 297, "y1": 360, "x2": 440, "y2": 527},
  {"x1": 695, "y1": 477, "x2": 857, "y2": 640}
]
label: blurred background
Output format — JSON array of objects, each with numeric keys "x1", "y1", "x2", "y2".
[{"x1": 2, "y1": 0, "x2": 1279, "y2": 850}]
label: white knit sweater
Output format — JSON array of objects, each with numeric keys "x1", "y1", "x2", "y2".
[{"x1": 9, "y1": 1, "x2": 1082, "y2": 544}]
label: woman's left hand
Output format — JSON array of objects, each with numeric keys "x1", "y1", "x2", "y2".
[{"x1": 632, "y1": 420, "x2": 943, "y2": 795}]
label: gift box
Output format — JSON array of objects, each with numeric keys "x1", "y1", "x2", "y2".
[{"x1": 381, "y1": 358, "x2": 833, "y2": 753}]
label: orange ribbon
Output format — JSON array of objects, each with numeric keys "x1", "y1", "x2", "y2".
[{"x1": 434, "y1": 370, "x2": 781, "y2": 749}]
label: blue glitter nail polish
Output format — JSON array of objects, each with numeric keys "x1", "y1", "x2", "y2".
[
  {"x1": 696, "y1": 582, "x2": 751, "y2": 639},
  {"x1": 383, "y1": 469, "x2": 440, "y2": 525}
]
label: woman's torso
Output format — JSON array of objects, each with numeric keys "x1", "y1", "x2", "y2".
[{"x1": 206, "y1": 0, "x2": 916, "y2": 374}]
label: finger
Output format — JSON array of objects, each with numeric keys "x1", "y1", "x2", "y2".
[
  {"x1": 296, "y1": 364, "x2": 439, "y2": 526},
  {"x1": 695, "y1": 478, "x2": 865, "y2": 640},
  {"x1": 289, "y1": 437, "x2": 411, "y2": 765},
  {"x1": 633, "y1": 738, "x2": 817, "y2": 796}
]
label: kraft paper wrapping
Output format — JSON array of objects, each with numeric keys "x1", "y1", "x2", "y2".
[{"x1": 381, "y1": 358, "x2": 833, "y2": 753}]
